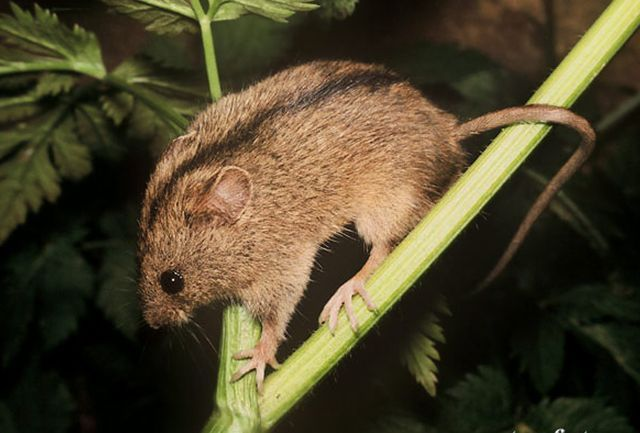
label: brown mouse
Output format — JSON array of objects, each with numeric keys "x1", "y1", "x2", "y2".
[{"x1": 137, "y1": 60, "x2": 595, "y2": 392}]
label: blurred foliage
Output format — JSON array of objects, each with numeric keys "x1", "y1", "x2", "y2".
[{"x1": 0, "y1": 1, "x2": 639, "y2": 433}]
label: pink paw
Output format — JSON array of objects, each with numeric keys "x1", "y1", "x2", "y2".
[
  {"x1": 319, "y1": 278, "x2": 377, "y2": 334},
  {"x1": 232, "y1": 345, "x2": 280, "y2": 394}
]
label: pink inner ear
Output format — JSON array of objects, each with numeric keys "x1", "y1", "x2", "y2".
[{"x1": 206, "y1": 167, "x2": 252, "y2": 223}]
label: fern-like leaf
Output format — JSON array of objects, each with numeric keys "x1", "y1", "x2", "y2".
[
  {"x1": 402, "y1": 297, "x2": 450, "y2": 397},
  {"x1": 102, "y1": 0, "x2": 197, "y2": 35},
  {"x1": 521, "y1": 398, "x2": 635, "y2": 433},
  {"x1": 441, "y1": 365, "x2": 513, "y2": 433},
  {"x1": 215, "y1": 0, "x2": 319, "y2": 22},
  {"x1": 104, "y1": 0, "x2": 318, "y2": 28},
  {"x1": 0, "y1": 3, "x2": 105, "y2": 78},
  {"x1": 0, "y1": 108, "x2": 92, "y2": 243}
]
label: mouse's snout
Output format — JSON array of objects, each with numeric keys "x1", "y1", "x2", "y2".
[{"x1": 142, "y1": 299, "x2": 190, "y2": 330}]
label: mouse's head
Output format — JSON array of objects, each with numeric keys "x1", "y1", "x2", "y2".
[{"x1": 138, "y1": 163, "x2": 254, "y2": 329}]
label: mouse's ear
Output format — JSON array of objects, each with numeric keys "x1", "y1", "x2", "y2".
[{"x1": 191, "y1": 166, "x2": 253, "y2": 224}]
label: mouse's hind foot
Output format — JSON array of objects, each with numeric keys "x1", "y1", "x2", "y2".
[{"x1": 319, "y1": 277, "x2": 376, "y2": 333}]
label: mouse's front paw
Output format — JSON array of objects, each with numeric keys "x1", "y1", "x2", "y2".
[
  {"x1": 231, "y1": 343, "x2": 280, "y2": 394},
  {"x1": 319, "y1": 277, "x2": 377, "y2": 334}
]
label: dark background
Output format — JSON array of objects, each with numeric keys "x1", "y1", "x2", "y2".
[{"x1": 1, "y1": 1, "x2": 639, "y2": 432}]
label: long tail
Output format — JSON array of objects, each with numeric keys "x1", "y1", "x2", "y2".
[{"x1": 456, "y1": 104, "x2": 596, "y2": 291}]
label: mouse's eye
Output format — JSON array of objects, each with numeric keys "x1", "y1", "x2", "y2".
[{"x1": 160, "y1": 269, "x2": 184, "y2": 294}]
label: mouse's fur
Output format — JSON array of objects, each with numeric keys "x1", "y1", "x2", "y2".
[
  {"x1": 139, "y1": 61, "x2": 464, "y2": 329},
  {"x1": 137, "y1": 60, "x2": 594, "y2": 390}
]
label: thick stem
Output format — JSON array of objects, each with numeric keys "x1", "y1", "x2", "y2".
[
  {"x1": 257, "y1": 0, "x2": 640, "y2": 429},
  {"x1": 191, "y1": 1, "x2": 261, "y2": 432},
  {"x1": 104, "y1": 74, "x2": 188, "y2": 133},
  {"x1": 203, "y1": 306, "x2": 261, "y2": 433}
]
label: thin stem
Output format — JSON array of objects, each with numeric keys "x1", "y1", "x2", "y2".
[
  {"x1": 202, "y1": 306, "x2": 261, "y2": 433},
  {"x1": 257, "y1": 0, "x2": 640, "y2": 429},
  {"x1": 104, "y1": 74, "x2": 188, "y2": 133},
  {"x1": 192, "y1": 0, "x2": 223, "y2": 101}
]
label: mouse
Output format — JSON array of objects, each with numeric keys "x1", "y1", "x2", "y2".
[{"x1": 137, "y1": 60, "x2": 595, "y2": 392}]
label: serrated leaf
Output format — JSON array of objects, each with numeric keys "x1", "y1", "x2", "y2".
[
  {"x1": 33, "y1": 73, "x2": 76, "y2": 97},
  {"x1": 0, "y1": 93, "x2": 40, "y2": 124},
  {"x1": 576, "y1": 323, "x2": 640, "y2": 385},
  {"x1": 0, "y1": 107, "x2": 93, "y2": 244},
  {"x1": 511, "y1": 314, "x2": 565, "y2": 394},
  {"x1": 51, "y1": 117, "x2": 92, "y2": 179},
  {"x1": 102, "y1": 0, "x2": 197, "y2": 34},
  {"x1": 214, "y1": 0, "x2": 318, "y2": 22},
  {"x1": 403, "y1": 297, "x2": 450, "y2": 397},
  {"x1": 112, "y1": 57, "x2": 204, "y2": 107},
  {"x1": 0, "y1": 228, "x2": 93, "y2": 362},
  {"x1": 521, "y1": 398, "x2": 635, "y2": 433},
  {"x1": 5, "y1": 367, "x2": 74, "y2": 433},
  {"x1": 442, "y1": 366, "x2": 513, "y2": 433},
  {"x1": 74, "y1": 103, "x2": 123, "y2": 160},
  {"x1": 545, "y1": 284, "x2": 640, "y2": 324},
  {"x1": 0, "y1": 3, "x2": 105, "y2": 77},
  {"x1": 96, "y1": 211, "x2": 142, "y2": 339},
  {"x1": 316, "y1": 0, "x2": 358, "y2": 19},
  {"x1": 38, "y1": 237, "x2": 94, "y2": 350},
  {"x1": 100, "y1": 92, "x2": 134, "y2": 125}
]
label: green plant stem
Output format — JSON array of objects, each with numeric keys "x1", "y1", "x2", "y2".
[
  {"x1": 191, "y1": 1, "x2": 261, "y2": 431},
  {"x1": 258, "y1": 0, "x2": 640, "y2": 429},
  {"x1": 203, "y1": 306, "x2": 262, "y2": 433},
  {"x1": 104, "y1": 74, "x2": 187, "y2": 133},
  {"x1": 192, "y1": 0, "x2": 223, "y2": 101}
]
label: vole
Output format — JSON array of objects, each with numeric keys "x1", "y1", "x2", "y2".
[{"x1": 137, "y1": 60, "x2": 595, "y2": 392}]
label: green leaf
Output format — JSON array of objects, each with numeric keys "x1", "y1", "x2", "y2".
[
  {"x1": 74, "y1": 103, "x2": 123, "y2": 160},
  {"x1": 545, "y1": 284, "x2": 640, "y2": 324},
  {"x1": 5, "y1": 367, "x2": 75, "y2": 433},
  {"x1": 0, "y1": 107, "x2": 92, "y2": 244},
  {"x1": 214, "y1": 0, "x2": 319, "y2": 23},
  {"x1": 522, "y1": 398, "x2": 635, "y2": 433},
  {"x1": 96, "y1": 211, "x2": 142, "y2": 339},
  {"x1": 576, "y1": 323, "x2": 640, "y2": 385},
  {"x1": 33, "y1": 73, "x2": 76, "y2": 97},
  {"x1": 0, "y1": 245, "x2": 38, "y2": 366},
  {"x1": 402, "y1": 297, "x2": 450, "y2": 397},
  {"x1": 511, "y1": 315, "x2": 565, "y2": 394},
  {"x1": 0, "y1": 93, "x2": 40, "y2": 124},
  {"x1": 0, "y1": 3, "x2": 105, "y2": 77},
  {"x1": 315, "y1": 0, "x2": 358, "y2": 19},
  {"x1": 0, "y1": 227, "x2": 93, "y2": 362},
  {"x1": 102, "y1": 0, "x2": 198, "y2": 35},
  {"x1": 100, "y1": 92, "x2": 134, "y2": 126},
  {"x1": 112, "y1": 57, "x2": 204, "y2": 107},
  {"x1": 441, "y1": 366, "x2": 513, "y2": 433},
  {"x1": 51, "y1": 117, "x2": 92, "y2": 179}
]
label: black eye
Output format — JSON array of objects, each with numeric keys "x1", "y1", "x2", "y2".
[{"x1": 160, "y1": 269, "x2": 184, "y2": 294}]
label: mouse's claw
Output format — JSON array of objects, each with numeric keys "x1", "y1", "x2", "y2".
[
  {"x1": 319, "y1": 277, "x2": 376, "y2": 334},
  {"x1": 231, "y1": 337, "x2": 280, "y2": 394}
]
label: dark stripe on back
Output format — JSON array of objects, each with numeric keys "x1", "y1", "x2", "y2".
[{"x1": 145, "y1": 68, "x2": 404, "y2": 230}]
